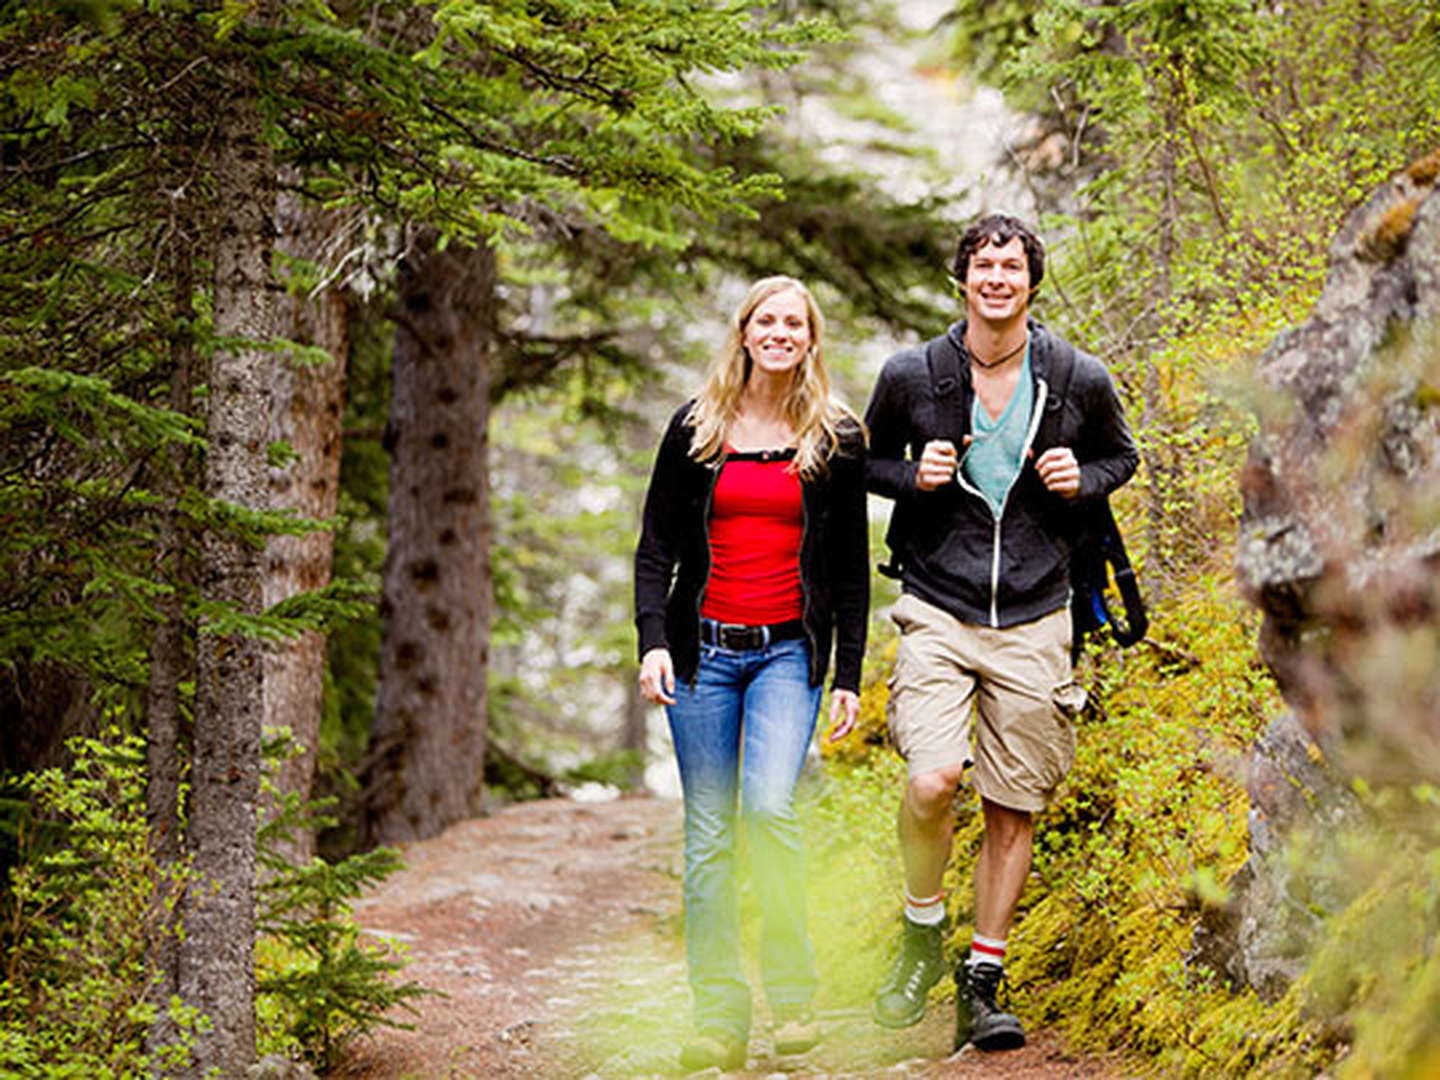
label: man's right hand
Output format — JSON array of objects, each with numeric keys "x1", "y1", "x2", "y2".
[{"x1": 915, "y1": 439, "x2": 958, "y2": 491}]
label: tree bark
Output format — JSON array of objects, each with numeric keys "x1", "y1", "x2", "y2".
[
  {"x1": 622, "y1": 674, "x2": 648, "y2": 792},
  {"x1": 179, "y1": 33, "x2": 276, "y2": 1077},
  {"x1": 365, "y1": 235, "x2": 493, "y2": 846},
  {"x1": 262, "y1": 186, "x2": 349, "y2": 862},
  {"x1": 145, "y1": 243, "x2": 197, "y2": 1052}
]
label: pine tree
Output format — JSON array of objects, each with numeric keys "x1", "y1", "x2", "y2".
[
  {"x1": 181, "y1": 4, "x2": 279, "y2": 1069},
  {"x1": 366, "y1": 237, "x2": 496, "y2": 844}
]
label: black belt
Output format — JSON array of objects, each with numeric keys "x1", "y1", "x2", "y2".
[{"x1": 700, "y1": 618, "x2": 805, "y2": 651}]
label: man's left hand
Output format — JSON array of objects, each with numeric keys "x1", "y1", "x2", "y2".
[{"x1": 1035, "y1": 446, "x2": 1080, "y2": 498}]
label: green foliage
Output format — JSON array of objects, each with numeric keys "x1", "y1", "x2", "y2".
[
  {"x1": 0, "y1": 726, "x2": 430, "y2": 1076},
  {"x1": 0, "y1": 357, "x2": 199, "y2": 709},
  {"x1": 256, "y1": 733, "x2": 434, "y2": 1072},
  {"x1": 255, "y1": 848, "x2": 430, "y2": 1072},
  {"x1": 0, "y1": 730, "x2": 199, "y2": 1078},
  {"x1": 800, "y1": 751, "x2": 911, "y2": 1009},
  {"x1": 1002, "y1": 0, "x2": 1440, "y2": 351},
  {"x1": 947, "y1": 0, "x2": 1440, "y2": 597},
  {"x1": 1010, "y1": 573, "x2": 1305, "y2": 1075},
  {"x1": 1266, "y1": 791, "x2": 1440, "y2": 1079},
  {"x1": 264, "y1": 0, "x2": 841, "y2": 244}
]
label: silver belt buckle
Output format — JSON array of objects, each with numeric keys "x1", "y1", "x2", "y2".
[{"x1": 720, "y1": 621, "x2": 763, "y2": 649}]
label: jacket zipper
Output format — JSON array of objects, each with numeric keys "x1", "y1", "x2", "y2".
[{"x1": 954, "y1": 376, "x2": 1049, "y2": 627}]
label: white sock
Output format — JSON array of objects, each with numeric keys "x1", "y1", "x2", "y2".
[
  {"x1": 903, "y1": 890, "x2": 945, "y2": 927},
  {"x1": 967, "y1": 933, "x2": 1006, "y2": 969}
]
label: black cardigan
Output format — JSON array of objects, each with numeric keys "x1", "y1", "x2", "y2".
[{"x1": 633, "y1": 401, "x2": 870, "y2": 692}]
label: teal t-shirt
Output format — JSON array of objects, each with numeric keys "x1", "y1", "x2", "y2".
[{"x1": 963, "y1": 349, "x2": 1033, "y2": 515}]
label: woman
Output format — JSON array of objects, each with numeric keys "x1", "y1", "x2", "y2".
[{"x1": 634, "y1": 276, "x2": 869, "y2": 1071}]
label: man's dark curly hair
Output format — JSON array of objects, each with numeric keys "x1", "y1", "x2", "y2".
[{"x1": 950, "y1": 213, "x2": 1045, "y2": 293}]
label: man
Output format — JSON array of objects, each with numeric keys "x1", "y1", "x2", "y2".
[{"x1": 863, "y1": 214, "x2": 1137, "y2": 1052}]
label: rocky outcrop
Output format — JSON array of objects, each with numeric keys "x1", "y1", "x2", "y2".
[
  {"x1": 1216, "y1": 149, "x2": 1440, "y2": 997},
  {"x1": 1193, "y1": 710, "x2": 1362, "y2": 999},
  {"x1": 1238, "y1": 148, "x2": 1440, "y2": 780}
]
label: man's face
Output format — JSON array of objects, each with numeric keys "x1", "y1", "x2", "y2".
[{"x1": 965, "y1": 235, "x2": 1030, "y2": 325}]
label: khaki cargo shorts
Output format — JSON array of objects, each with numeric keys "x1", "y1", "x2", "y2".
[{"x1": 886, "y1": 592, "x2": 1086, "y2": 812}]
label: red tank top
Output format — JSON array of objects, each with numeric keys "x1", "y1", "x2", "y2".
[{"x1": 700, "y1": 451, "x2": 804, "y2": 625}]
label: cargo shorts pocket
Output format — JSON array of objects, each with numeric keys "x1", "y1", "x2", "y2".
[
  {"x1": 1038, "y1": 680, "x2": 1082, "y2": 788},
  {"x1": 884, "y1": 620, "x2": 936, "y2": 757},
  {"x1": 1052, "y1": 679, "x2": 1087, "y2": 719}
]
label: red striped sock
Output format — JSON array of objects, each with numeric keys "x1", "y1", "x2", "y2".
[
  {"x1": 967, "y1": 933, "x2": 1006, "y2": 968},
  {"x1": 903, "y1": 889, "x2": 945, "y2": 927}
]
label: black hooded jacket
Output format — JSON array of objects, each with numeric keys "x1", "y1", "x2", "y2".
[
  {"x1": 633, "y1": 401, "x2": 870, "y2": 691},
  {"x1": 865, "y1": 318, "x2": 1138, "y2": 629}
]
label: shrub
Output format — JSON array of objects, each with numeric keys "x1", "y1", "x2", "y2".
[
  {"x1": 0, "y1": 729, "x2": 199, "y2": 1078},
  {"x1": 0, "y1": 727, "x2": 432, "y2": 1077},
  {"x1": 255, "y1": 732, "x2": 435, "y2": 1072}
]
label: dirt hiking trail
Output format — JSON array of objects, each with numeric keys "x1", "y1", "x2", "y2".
[{"x1": 344, "y1": 795, "x2": 1128, "y2": 1079}]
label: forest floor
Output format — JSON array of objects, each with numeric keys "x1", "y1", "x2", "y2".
[{"x1": 342, "y1": 795, "x2": 1130, "y2": 1079}]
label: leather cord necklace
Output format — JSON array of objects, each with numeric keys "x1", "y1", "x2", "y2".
[{"x1": 966, "y1": 334, "x2": 1028, "y2": 370}]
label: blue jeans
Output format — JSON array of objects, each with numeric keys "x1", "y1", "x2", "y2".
[{"x1": 666, "y1": 635, "x2": 823, "y2": 1041}]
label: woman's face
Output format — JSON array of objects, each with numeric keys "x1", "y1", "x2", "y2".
[{"x1": 742, "y1": 288, "x2": 812, "y2": 378}]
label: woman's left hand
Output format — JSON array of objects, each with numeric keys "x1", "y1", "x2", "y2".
[{"x1": 825, "y1": 688, "x2": 861, "y2": 743}]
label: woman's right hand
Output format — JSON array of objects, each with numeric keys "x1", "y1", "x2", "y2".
[{"x1": 639, "y1": 647, "x2": 676, "y2": 705}]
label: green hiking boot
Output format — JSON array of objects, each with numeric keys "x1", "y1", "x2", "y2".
[
  {"x1": 679, "y1": 1030, "x2": 746, "y2": 1072},
  {"x1": 771, "y1": 1006, "x2": 821, "y2": 1056},
  {"x1": 872, "y1": 918, "x2": 945, "y2": 1028}
]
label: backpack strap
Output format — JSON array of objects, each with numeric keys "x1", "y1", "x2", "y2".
[
  {"x1": 1096, "y1": 502, "x2": 1148, "y2": 646},
  {"x1": 878, "y1": 331, "x2": 964, "y2": 580},
  {"x1": 932, "y1": 320, "x2": 1078, "y2": 446},
  {"x1": 1036, "y1": 326, "x2": 1077, "y2": 449},
  {"x1": 924, "y1": 329, "x2": 966, "y2": 445}
]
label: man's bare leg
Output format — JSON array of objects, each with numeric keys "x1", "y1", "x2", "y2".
[
  {"x1": 956, "y1": 797, "x2": 1032, "y2": 1052},
  {"x1": 874, "y1": 763, "x2": 967, "y2": 1028},
  {"x1": 898, "y1": 763, "x2": 968, "y2": 900},
  {"x1": 973, "y1": 798, "x2": 1034, "y2": 940}
]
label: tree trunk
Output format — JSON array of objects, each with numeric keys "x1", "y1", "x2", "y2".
[
  {"x1": 145, "y1": 245, "x2": 197, "y2": 1052},
  {"x1": 365, "y1": 235, "x2": 493, "y2": 846},
  {"x1": 179, "y1": 36, "x2": 276, "y2": 1078},
  {"x1": 622, "y1": 674, "x2": 648, "y2": 792},
  {"x1": 262, "y1": 186, "x2": 349, "y2": 862}
]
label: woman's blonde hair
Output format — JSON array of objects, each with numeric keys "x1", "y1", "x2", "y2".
[{"x1": 687, "y1": 276, "x2": 862, "y2": 478}]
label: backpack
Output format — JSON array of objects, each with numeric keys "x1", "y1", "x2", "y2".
[{"x1": 879, "y1": 328, "x2": 1147, "y2": 658}]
